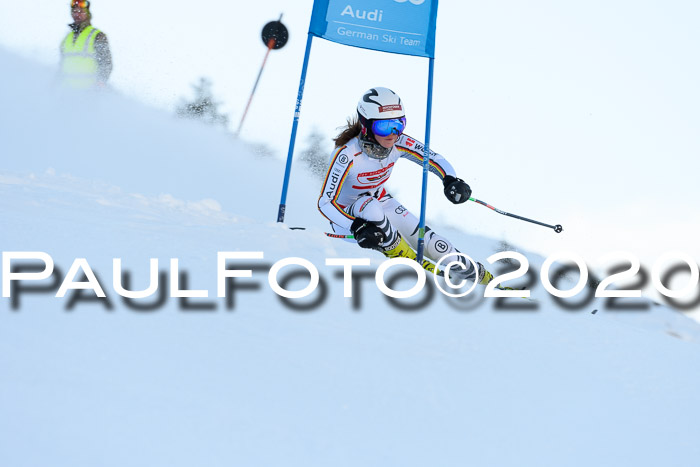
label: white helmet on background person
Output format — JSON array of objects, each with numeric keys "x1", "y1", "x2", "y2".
[{"x1": 356, "y1": 87, "x2": 407, "y2": 159}]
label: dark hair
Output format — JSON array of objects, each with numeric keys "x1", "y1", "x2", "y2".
[{"x1": 333, "y1": 117, "x2": 362, "y2": 148}]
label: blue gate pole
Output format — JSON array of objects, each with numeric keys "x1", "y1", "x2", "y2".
[
  {"x1": 416, "y1": 57, "x2": 435, "y2": 263},
  {"x1": 277, "y1": 33, "x2": 314, "y2": 223}
]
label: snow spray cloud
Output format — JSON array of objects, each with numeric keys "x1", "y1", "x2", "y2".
[{"x1": 2, "y1": 251, "x2": 699, "y2": 312}]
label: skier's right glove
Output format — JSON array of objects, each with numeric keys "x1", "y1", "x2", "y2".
[
  {"x1": 443, "y1": 175, "x2": 472, "y2": 204},
  {"x1": 350, "y1": 218, "x2": 386, "y2": 250}
]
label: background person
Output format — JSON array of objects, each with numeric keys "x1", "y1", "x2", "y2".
[{"x1": 60, "y1": 0, "x2": 112, "y2": 89}]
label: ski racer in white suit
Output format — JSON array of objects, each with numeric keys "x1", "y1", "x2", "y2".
[{"x1": 318, "y1": 87, "x2": 494, "y2": 285}]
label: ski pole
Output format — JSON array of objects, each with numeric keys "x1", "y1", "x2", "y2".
[
  {"x1": 325, "y1": 233, "x2": 354, "y2": 239},
  {"x1": 289, "y1": 227, "x2": 354, "y2": 239},
  {"x1": 469, "y1": 197, "x2": 563, "y2": 233}
]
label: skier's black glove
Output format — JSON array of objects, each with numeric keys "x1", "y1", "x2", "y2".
[
  {"x1": 350, "y1": 217, "x2": 386, "y2": 250},
  {"x1": 443, "y1": 175, "x2": 472, "y2": 204}
]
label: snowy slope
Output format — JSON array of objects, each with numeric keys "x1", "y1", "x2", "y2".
[{"x1": 2, "y1": 49, "x2": 700, "y2": 467}]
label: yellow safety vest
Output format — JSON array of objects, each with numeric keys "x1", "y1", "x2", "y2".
[{"x1": 60, "y1": 25, "x2": 101, "y2": 89}]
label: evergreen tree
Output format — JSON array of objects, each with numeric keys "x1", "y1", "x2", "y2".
[
  {"x1": 299, "y1": 128, "x2": 329, "y2": 179},
  {"x1": 176, "y1": 77, "x2": 229, "y2": 128},
  {"x1": 248, "y1": 142, "x2": 275, "y2": 159}
]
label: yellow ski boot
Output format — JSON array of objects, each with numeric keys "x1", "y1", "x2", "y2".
[
  {"x1": 479, "y1": 268, "x2": 494, "y2": 285},
  {"x1": 478, "y1": 267, "x2": 524, "y2": 293},
  {"x1": 382, "y1": 235, "x2": 439, "y2": 274}
]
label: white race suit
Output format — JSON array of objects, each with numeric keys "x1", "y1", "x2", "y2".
[{"x1": 317, "y1": 134, "x2": 478, "y2": 278}]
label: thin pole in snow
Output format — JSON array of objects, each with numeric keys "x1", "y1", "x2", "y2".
[
  {"x1": 236, "y1": 14, "x2": 287, "y2": 136},
  {"x1": 236, "y1": 40, "x2": 275, "y2": 135},
  {"x1": 416, "y1": 57, "x2": 436, "y2": 263},
  {"x1": 277, "y1": 32, "x2": 314, "y2": 223}
]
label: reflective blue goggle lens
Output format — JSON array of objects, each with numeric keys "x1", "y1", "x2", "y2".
[{"x1": 371, "y1": 117, "x2": 406, "y2": 137}]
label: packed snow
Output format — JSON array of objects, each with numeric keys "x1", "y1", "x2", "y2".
[{"x1": 2, "y1": 48, "x2": 700, "y2": 467}]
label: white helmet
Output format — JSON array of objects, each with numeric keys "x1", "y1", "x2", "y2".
[
  {"x1": 357, "y1": 87, "x2": 405, "y2": 120},
  {"x1": 356, "y1": 87, "x2": 406, "y2": 159}
]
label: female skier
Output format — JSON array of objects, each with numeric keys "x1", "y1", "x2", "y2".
[{"x1": 317, "y1": 86, "x2": 494, "y2": 285}]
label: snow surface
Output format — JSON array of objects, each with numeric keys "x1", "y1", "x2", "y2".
[{"x1": 2, "y1": 49, "x2": 700, "y2": 467}]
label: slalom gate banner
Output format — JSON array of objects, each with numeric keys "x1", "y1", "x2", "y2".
[
  {"x1": 277, "y1": 0, "x2": 439, "y2": 244},
  {"x1": 309, "y1": 0, "x2": 438, "y2": 58}
]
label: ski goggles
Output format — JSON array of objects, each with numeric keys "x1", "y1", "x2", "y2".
[
  {"x1": 371, "y1": 117, "x2": 406, "y2": 137},
  {"x1": 71, "y1": 0, "x2": 90, "y2": 8}
]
